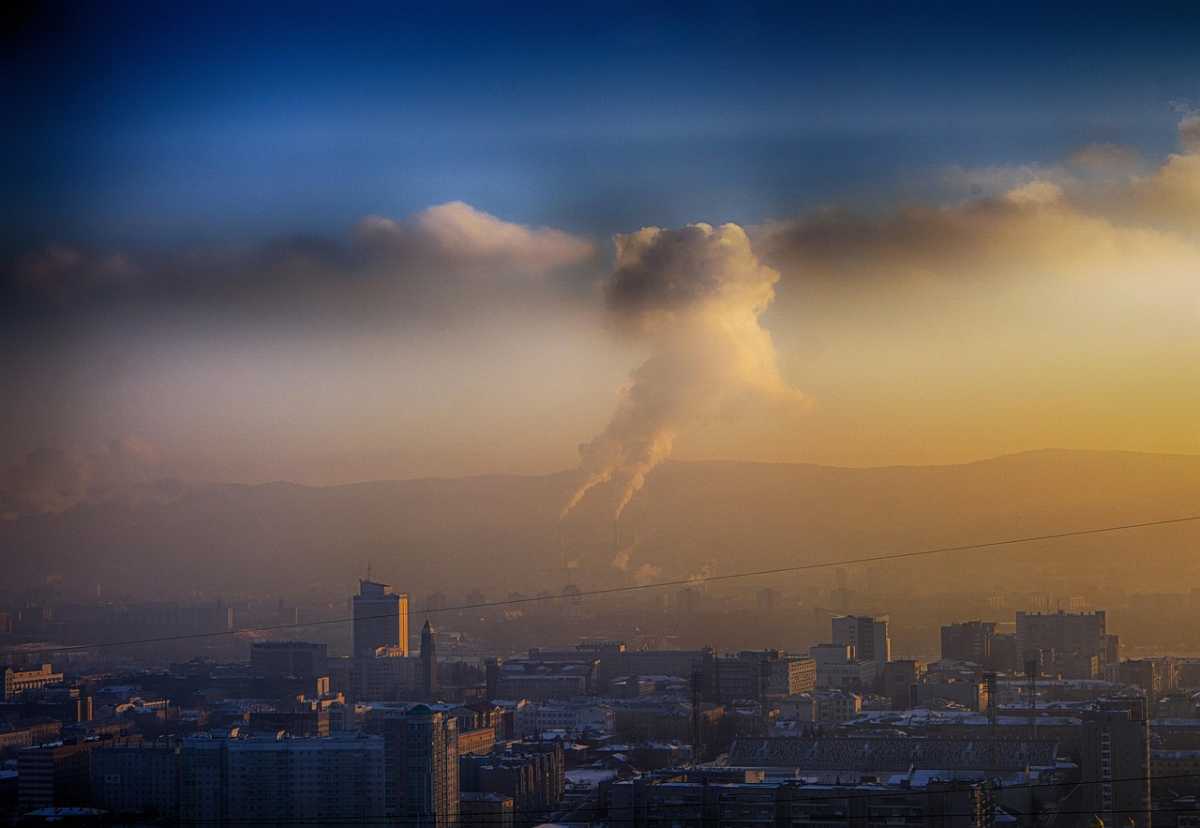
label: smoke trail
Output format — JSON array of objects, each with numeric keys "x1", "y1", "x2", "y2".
[{"x1": 562, "y1": 222, "x2": 803, "y2": 519}]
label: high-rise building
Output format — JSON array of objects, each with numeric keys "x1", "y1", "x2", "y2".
[
  {"x1": 882, "y1": 659, "x2": 926, "y2": 709},
  {"x1": 249, "y1": 640, "x2": 328, "y2": 678},
  {"x1": 421, "y1": 619, "x2": 438, "y2": 699},
  {"x1": 831, "y1": 615, "x2": 891, "y2": 666},
  {"x1": 368, "y1": 706, "x2": 459, "y2": 828},
  {"x1": 404, "y1": 707, "x2": 459, "y2": 828},
  {"x1": 17, "y1": 741, "x2": 96, "y2": 812},
  {"x1": 1081, "y1": 698, "x2": 1151, "y2": 828},
  {"x1": 940, "y1": 620, "x2": 996, "y2": 665},
  {"x1": 353, "y1": 580, "x2": 409, "y2": 657},
  {"x1": 701, "y1": 650, "x2": 816, "y2": 702},
  {"x1": 90, "y1": 742, "x2": 181, "y2": 818},
  {"x1": 460, "y1": 741, "x2": 565, "y2": 819},
  {"x1": 1016, "y1": 610, "x2": 1108, "y2": 676},
  {"x1": 179, "y1": 731, "x2": 386, "y2": 824}
]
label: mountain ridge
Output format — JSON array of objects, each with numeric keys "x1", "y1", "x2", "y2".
[{"x1": 3, "y1": 448, "x2": 1199, "y2": 598}]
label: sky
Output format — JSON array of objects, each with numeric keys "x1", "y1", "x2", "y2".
[{"x1": 3, "y1": 1, "x2": 1200, "y2": 511}]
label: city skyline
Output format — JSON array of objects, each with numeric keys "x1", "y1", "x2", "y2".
[{"x1": 3, "y1": 8, "x2": 1199, "y2": 824}]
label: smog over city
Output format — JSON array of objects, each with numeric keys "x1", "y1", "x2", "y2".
[{"x1": 3, "y1": 4, "x2": 1200, "y2": 827}]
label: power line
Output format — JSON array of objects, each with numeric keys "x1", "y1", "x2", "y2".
[{"x1": 6, "y1": 512, "x2": 1199, "y2": 658}]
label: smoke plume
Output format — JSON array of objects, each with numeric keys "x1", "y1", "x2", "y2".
[{"x1": 562, "y1": 222, "x2": 803, "y2": 519}]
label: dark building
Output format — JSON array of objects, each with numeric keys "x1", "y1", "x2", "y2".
[
  {"x1": 1081, "y1": 698, "x2": 1152, "y2": 828},
  {"x1": 882, "y1": 659, "x2": 925, "y2": 710},
  {"x1": 90, "y1": 741, "x2": 180, "y2": 818},
  {"x1": 178, "y1": 731, "x2": 385, "y2": 824},
  {"x1": 247, "y1": 707, "x2": 331, "y2": 737},
  {"x1": 485, "y1": 658, "x2": 502, "y2": 701},
  {"x1": 460, "y1": 742, "x2": 565, "y2": 825},
  {"x1": 606, "y1": 776, "x2": 991, "y2": 828},
  {"x1": 490, "y1": 654, "x2": 599, "y2": 701},
  {"x1": 249, "y1": 640, "x2": 328, "y2": 678},
  {"x1": 421, "y1": 619, "x2": 439, "y2": 699},
  {"x1": 1016, "y1": 610, "x2": 1109, "y2": 678},
  {"x1": 831, "y1": 615, "x2": 891, "y2": 666},
  {"x1": 940, "y1": 621, "x2": 996, "y2": 665},
  {"x1": 0, "y1": 686, "x2": 91, "y2": 725},
  {"x1": 701, "y1": 650, "x2": 815, "y2": 703},
  {"x1": 18, "y1": 741, "x2": 98, "y2": 812},
  {"x1": 990, "y1": 633, "x2": 1020, "y2": 673},
  {"x1": 354, "y1": 579, "x2": 409, "y2": 658},
  {"x1": 1120, "y1": 658, "x2": 1174, "y2": 701},
  {"x1": 460, "y1": 792, "x2": 514, "y2": 828},
  {"x1": 729, "y1": 734, "x2": 1058, "y2": 777},
  {"x1": 366, "y1": 704, "x2": 460, "y2": 826}
]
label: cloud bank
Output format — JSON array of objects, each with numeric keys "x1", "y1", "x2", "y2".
[
  {"x1": 758, "y1": 119, "x2": 1200, "y2": 290},
  {"x1": 3, "y1": 202, "x2": 595, "y2": 327}
]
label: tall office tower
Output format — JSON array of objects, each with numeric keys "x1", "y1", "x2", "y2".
[
  {"x1": 940, "y1": 620, "x2": 996, "y2": 665},
  {"x1": 1081, "y1": 698, "x2": 1151, "y2": 828},
  {"x1": 421, "y1": 619, "x2": 438, "y2": 698},
  {"x1": 353, "y1": 580, "x2": 409, "y2": 657},
  {"x1": 400, "y1": 706, "x2": 460, "y2": 828},
  {"x1": 831, "y1": 615, "x2": 892, "y2": 665}
]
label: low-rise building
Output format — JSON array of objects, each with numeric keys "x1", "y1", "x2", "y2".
[{"x1": 4, "y1": 665, "x2": 63, "y2": 700}]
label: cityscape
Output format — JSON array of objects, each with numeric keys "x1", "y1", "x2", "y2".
[{"x1": 5, "y1": 2, "x2": 1200, "y2": 827}]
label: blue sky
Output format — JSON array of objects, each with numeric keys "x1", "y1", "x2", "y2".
[{"x1": 6, "y1": 1, "x2": 1200, "y2": 249}]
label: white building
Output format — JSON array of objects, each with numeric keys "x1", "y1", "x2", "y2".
[{"x1": 521, "y1": 700, "x2": 615, "y2": 736}]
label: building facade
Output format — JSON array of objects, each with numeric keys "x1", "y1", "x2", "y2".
[{"x1": 353, "y1": 579, "x2": 409, "y2": 658}]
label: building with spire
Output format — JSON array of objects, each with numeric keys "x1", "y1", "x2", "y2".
[{"x1": 421, "y1": 619, "x2": 438, "y2": 699}]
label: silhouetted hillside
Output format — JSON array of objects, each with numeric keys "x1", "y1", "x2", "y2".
[{"x1": 4, "y1": 450, "x2": 1199, "y2": 599}]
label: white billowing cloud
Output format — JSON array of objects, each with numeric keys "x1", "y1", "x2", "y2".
[
  {"x1": 355, "y1": 201, "x2": 594, "y2": 274},
  {"x1": 562, "y1": 222, "x2": 805, "y2": 519}
]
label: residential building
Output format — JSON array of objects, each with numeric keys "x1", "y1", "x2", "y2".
[
  {"x1": 179, "y1": 731, "x2": 386, "y2": 824},
  {"x1": 606, "y1": 777, "x2": 991, "y2": 828},
  {"x1": 460, "y1": 741, "x2": 565, "y2": 821},
  {"x1": 460, "y1": 792, "x2": 515, "y2": 828},
  {"x1": 940, "y1": 620, "x2": 996, "y2": 665},
  {"x1": 1016, "y1": 610, "x2": 1109, "y2": 677},
  {"x1": 831, "y1": 615, "x2": 891, "y2": 666},
  {"x1": 249, "y1": 640, "x2": 328, "y2": 679},
  {"x1": 1081, "y1": 698, "x2": 1152, "y2": 828},
  {"x1": 90, "y1": 741, "x2": 180, "y2": 818}
]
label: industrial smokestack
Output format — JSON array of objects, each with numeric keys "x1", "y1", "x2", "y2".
[{"x1": 561, "y1": 222, "x2": 805, "y2": 520}]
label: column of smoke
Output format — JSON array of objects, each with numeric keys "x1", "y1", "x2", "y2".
[{"x1": 562, "y1": 222, "x2": 804, "y2": 578}]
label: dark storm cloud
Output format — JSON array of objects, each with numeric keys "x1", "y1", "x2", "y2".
[{"x1": 0, "y1": 202, "x2": 595, "y2": 332}]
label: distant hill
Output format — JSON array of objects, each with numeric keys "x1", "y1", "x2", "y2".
[{"x1": 4, "y1": 449, "x2": 1199, "y2": 599}]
